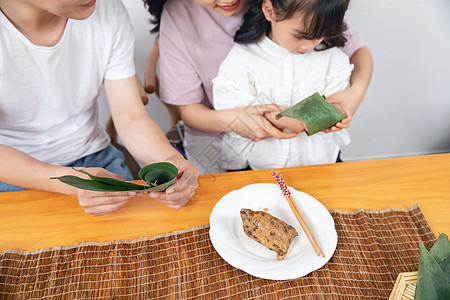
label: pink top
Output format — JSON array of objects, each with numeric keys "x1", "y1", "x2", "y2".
[
  {"x1": 159, "y1": 0, "x2": 364, "y2": 132},
  {"x1": 159, "y1": 0, "x2": 245, "y2": 109}
]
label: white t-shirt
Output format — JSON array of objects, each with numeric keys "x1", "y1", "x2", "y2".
[
  {"x1": 213, "y1": 37, "x2": 353, "y2": 170},
  {"x1": 0, "y1": 0, "x2": 135, "y2": 165}
]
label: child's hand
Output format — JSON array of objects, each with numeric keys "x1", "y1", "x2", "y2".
[
  {"x1": 322, "y1": 102, "x2": 352, "y2": 133},
  {"x1": 324, "y1": 86, "x2": 364, "y2": 133},
  {"x1": 264, "y1": 111, "x2": 306, "y2": 133}
]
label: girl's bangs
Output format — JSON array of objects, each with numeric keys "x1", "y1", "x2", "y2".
[
  {"x1": 276, "y1": 0, "x2": 347, "y2": 40},
  {"x1": 303, "y1": 0, "x2": 346, "y2": 40}
]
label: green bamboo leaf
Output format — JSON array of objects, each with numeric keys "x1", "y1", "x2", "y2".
[
  {"x1": 429, "y1": 233, "x2": 450, "y2": 285},
  {"x1": 50, "y1": 175, "x2": 148, "y2": 192},
  {"x1": 71, "y1": 168, "x2": 148, "y2": 189},
  {"x1": 414, "y1": 234, "x2": 450, "y2": 300},
  {"x1": 276, "y1": 92, "x2": 346, "y2": 136},
  {"x1": 138, "y1": 162, "x2": 178, "y2": 192}
]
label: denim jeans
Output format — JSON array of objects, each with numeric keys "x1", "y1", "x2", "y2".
[{"x1": 0, "y1": 144, "x2": 133, "y2": 192}]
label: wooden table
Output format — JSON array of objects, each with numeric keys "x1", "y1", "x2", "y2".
[{"x1": 1, "y1": 154, "x2": 449, "y2": 253}]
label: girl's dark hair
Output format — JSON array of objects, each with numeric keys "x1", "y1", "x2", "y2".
[
  {"x1": 234, "y1": 0, "x2": 349, "y2": 50},
  {"x1": 143, "y1": 0, "x2": 167, "y2": 34}
]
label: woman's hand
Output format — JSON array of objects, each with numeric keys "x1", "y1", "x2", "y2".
[
  {"x1": 180, "y1": 103, "x2": 296, "y2": 141},
  {"x1": 76, "y1": 168, "x2": 142, "y2": 216},
  {"x1": 147, "y1": 156, "x2": 199, "y2": 209},
  {"x1": 263, "y1": 111, "x2": 306, "y2": 133},
  {"x1": 226, "y1": 104, "x2": 298, "y2": 141}
]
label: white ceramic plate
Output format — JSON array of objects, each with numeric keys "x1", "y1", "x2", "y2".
[{"x1": 209, "y1": 183, "x2": 337, "y2": 280}]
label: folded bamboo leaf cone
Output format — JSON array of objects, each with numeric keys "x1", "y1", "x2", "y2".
[
  {"x1": 138, "y1": 162, "x2": 179, "y2": 192},
  {"x1": 276, "y1": 92, "x2": 346, "y2": 136}
]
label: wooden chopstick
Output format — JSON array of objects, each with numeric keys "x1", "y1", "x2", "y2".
[
  {"x1": 272, "y1": 171, "x2": 325, "y2": 257},
  {"x1": 285, "y1": 194, "x2": 325, "y2": 257}
]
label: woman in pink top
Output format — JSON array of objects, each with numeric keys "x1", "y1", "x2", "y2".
[{"x1": 144, "y1": 0, "x2": 373, "y2": 174}]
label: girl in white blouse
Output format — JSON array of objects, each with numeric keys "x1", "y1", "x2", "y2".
[{"x1": 213, "y1": 0, "x2": 355, "y2": 170}]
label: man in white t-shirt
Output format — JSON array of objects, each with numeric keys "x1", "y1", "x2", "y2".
[{"x1": 0, "y1": 0, "x2": 198, "y2": 216}]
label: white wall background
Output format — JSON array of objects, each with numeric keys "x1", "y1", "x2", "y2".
[
  {"x1": 342, "y1": 0, "x2": 450, "y2": 160},
  {"x1": 99, "y1": 0, "x2": 450, "y2": 162}
]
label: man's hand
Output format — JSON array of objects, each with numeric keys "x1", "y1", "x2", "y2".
[
  {"x1": 148, "y1": 157, "x2": 199, "y2": 209},
  {"x1": 75, "y1": 168, "x2": 142, "y2": 216}
]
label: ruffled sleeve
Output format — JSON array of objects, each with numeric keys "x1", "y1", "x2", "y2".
[
  {"x1": 213, "y1": 44, "x2": 261, "y2": 170},
  {"x1": 213, "y1": 44, "x2": 260, "y2": 110},
  {"x1": 323, "y1": 48, "x2": 354, "y2": 97}
]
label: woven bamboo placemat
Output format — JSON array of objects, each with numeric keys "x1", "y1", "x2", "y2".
[{"x1": 0, "y1": 204, "x2": 436, "y2": 299}]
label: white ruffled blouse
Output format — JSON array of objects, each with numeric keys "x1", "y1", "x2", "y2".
[{"x1": 213, "y1": 36, "x2": 354, "y2": 170}]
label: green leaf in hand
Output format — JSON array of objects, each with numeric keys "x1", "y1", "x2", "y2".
[
  {"x1": 138, "y1": 162, "x2": 178, "y2": 192},
  {"x1": 51, "y1": 162, "x2": 178, "y2": 192},
  {"x1": 50, "y1": 173, "x2": 149, "y2": 192},
  {"x1": 276, "y1": 92, "x2": 346, "y2": 136}
]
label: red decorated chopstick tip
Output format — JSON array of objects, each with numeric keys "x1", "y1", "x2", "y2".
[{"x1": 271, "y1": 171, "x2": 292, "y2": 197}]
